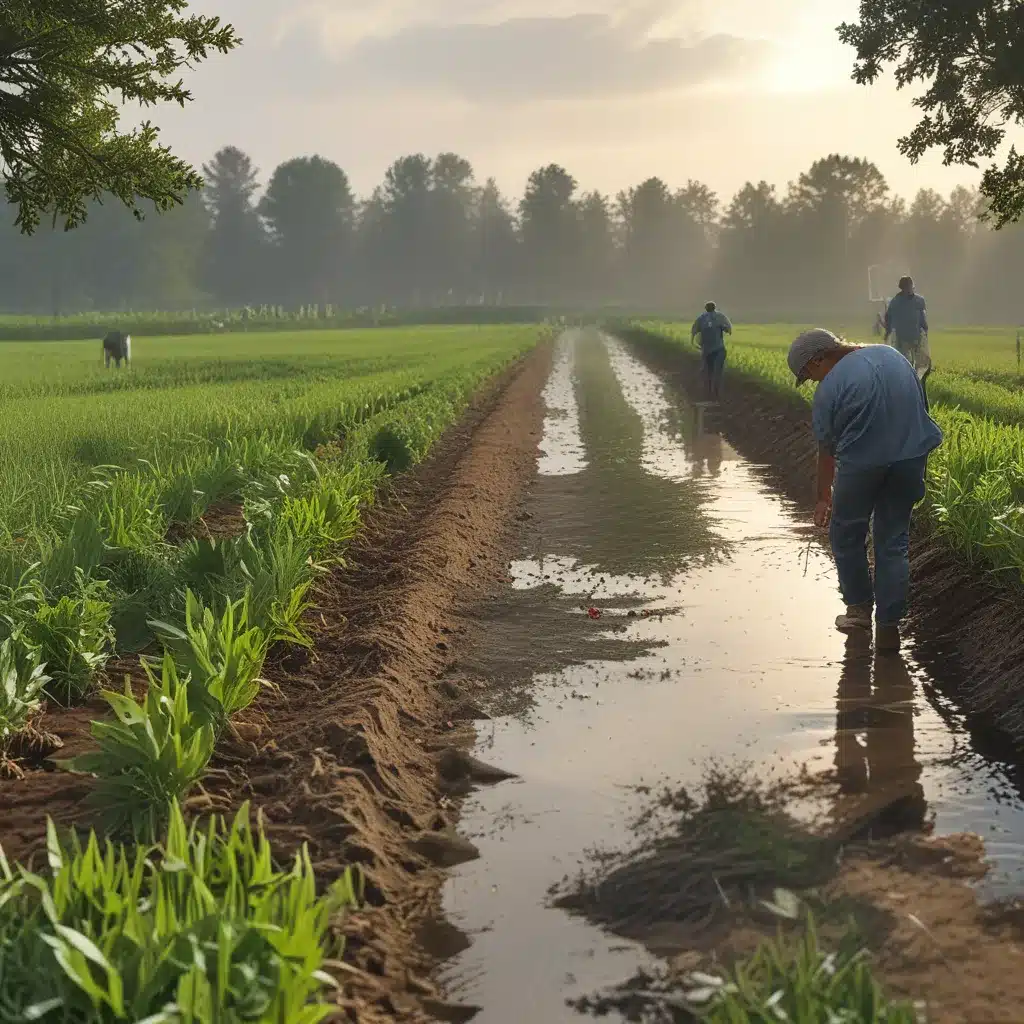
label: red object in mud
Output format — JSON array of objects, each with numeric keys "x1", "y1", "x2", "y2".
[{"x1": 587, "y1": 607, "x2": 602, "y2": 619}]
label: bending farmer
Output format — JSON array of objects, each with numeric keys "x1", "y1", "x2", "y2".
[
  {"x1": 884, "y1": 276, "x2": 931, "y2": 383},
  {"x1": 691, "y1": 301, "x2": 732, "y2": 401},
  {"x1": 787, "y1": 329, "x2": 943, "y2": 653}
]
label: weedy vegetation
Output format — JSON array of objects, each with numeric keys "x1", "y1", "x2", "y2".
[
  {"x1": 0, "y1": 324, "x2": 538, "y2": 1017},
  {"x1": 0, "y1": 802, "x2": 360, "y2": 1023}
]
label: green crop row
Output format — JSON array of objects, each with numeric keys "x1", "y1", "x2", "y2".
[
  {"x1": 0, "y1": 325, "x2": 540, "y2": 1020},
  {"x1": 0, "y1": 305, "x2": 562, "y2": 341},
  {"x1": 0, "y1": 327, "x2": 538, "y2": 541},
  {"x1": 0, "y1": 801, "x2": 360, "y2": 1023},
  {"x1": 625, "y1": 322, "x2": 1024, "y2": 586}
]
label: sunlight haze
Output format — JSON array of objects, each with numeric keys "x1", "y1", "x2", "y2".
[{"x1": 161, "y1": 0, "x2": 979, "y2": 202}]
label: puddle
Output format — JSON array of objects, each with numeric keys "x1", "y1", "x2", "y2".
[{"x1": 441, "y1": 329, "x2": 1024, "y2": 1021}]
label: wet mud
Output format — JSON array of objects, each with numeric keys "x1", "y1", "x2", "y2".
[{"x1": 441, "y1": 330, "x2": 1024, "y2": 1023}]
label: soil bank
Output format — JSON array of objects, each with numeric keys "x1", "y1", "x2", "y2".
[{"x1": 616, "y1": 325, "x2": 1024, "y2": 753}]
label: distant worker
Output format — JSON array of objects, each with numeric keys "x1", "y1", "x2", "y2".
[
  {"x1": 884, "y1": 276, "x2": 931, "y2": 382},
  {"x1": 690, "y1": 301, "x2": 732, "y2": 402},
  {"x1": 787, "y1": 329, "x2": 943, "y2": 653}
]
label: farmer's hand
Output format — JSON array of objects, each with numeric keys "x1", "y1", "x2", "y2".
[{"x1": 814, "y1": 500, "x2": 832, "y2": 528}]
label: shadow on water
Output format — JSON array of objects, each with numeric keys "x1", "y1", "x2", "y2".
[{"x1": 441, "y1": 329, "x2": 1024, "y2": 1023}]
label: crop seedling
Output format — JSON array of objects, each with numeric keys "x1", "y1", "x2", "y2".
[
  {"x1": 0, "y1": 801, "x2": 362, "y2": 1023},
  {"x1": 150, "y1": 590, "x2": 270, "y2": 733},
  {"x1": 174, "y1": 536, "x2": 244, "y2": 609},
  {"x1": 0, "y1": 629, "x2": 53, "y2": 777},
  {"x1": 61, "y1": 654, "x2": 215, "y2": 838},
  {"x1": 17, "y1": 573, "x2": 115, "y2": 706},
  {"x1": 237, "y1": 529, "x2": 321, "y2": 648},
  {"x1": 688, "y1": 913, "x2": 917, "y2": 1023},
  {"x1": 273, "y1": 482, "x2": 365, "y2": 556}
]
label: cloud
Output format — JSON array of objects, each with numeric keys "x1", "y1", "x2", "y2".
[{"x1": 271, "y1": 10, "x2": 768, "y2": 104}]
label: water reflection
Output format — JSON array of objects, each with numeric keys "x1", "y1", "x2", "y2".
[
  {"x1": 528, "y1": 331, "x2": 730, "y2": 581},
  {"x1": 832, "y1": 636, "x2": 928, "y2": 837},
  {"x1": 688, "y1": 406, "x2": 725, "y2": 480},
  {"x1": 443, "y1": 332, "x2": 1024, "y2": 1022}
]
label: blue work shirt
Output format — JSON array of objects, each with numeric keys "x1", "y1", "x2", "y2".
[
  {"x1": 885, "y1": 292, "x2": 928, "y2": 345},
  {"x1": 691, "y1": 310, "x2": 732, "y2": 353},
  {"x1": 811, "y1": 344, "x2": 943, "y2": 469}
]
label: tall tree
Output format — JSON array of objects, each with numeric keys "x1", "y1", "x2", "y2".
[
  {"x1": 617, "y1": 178, "x2": 705, "y2": 310},
  {"x1": 0, "y1": 1, "x2": 239, "y2": 233},
  {"x1": 577, "y1": 191, "x2": 615, "y2": 305},
  {"x1": 785, "y1": 155, "x2": 890, "y2": 314},
  {"x1": 519, "y1": 164, "x2": 580, "y2": 304},
  {"x1": 472, "y1": 179, "x2": 520, "y2": 304},
  {"x1": 839, "y1": 1, "x2": 1024, "y2": 225},
  {"x1": 675, "y1": 180, "x2": 719, "y2": 303},
  {"x1": 430, "y1": 153, "x2": 477, "y2": 303},
  {"x1": 716, "y1": 181, "x2": 786, "y2": 317},
  {"x1": 379, "y1": 154, "x2": 435, "y2": 305},
  {"x1": 260, "y1": 156, "x2": 355, "y2": 305},
  {"x1": 201, "y1": 147, "x2": 265, "y2": 306},
  {"x1": 133, "y1": 193, "x2": 209, "y2": 308}
]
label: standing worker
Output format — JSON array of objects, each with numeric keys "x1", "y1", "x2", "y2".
[
  {"x1": 884, "y1": 276, "x2": 931, "y2": 390},
  {"x1": 787, "y1": 329, "x2": 943, "y2": 652},
  {"x1": 691, "y1": 301, "x2": 732, "y2": 402}
]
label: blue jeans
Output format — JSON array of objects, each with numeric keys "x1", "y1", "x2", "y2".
[
  {"x1": 701, "y1": 348, "x2": 726, "y2": 397},
  {"x1": 829, "y1": 456, "x2": 928, "y2": 624}
]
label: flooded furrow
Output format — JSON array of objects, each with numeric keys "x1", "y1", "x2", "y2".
[{"x1": 441, "y1": 329, "x2": 1024, "y2": 1021}]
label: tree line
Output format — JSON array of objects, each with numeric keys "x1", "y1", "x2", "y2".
[{"x1": 3, "y1": 147, "x2": 1024, "y2": 325}]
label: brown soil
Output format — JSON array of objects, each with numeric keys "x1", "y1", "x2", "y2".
[
  {"x1": 618, "y1": 327, "x2": 1024, "y2": 750},
  {"x1": 166, "y1": 498, "x2": 248, "y2": 544},
  {"x1": 623, "y1": 833, "x2": 1024, "y2": 1024},
  {"x1": 663, "y1": 833, "x2": 1024, "y2": 1024},
  {"x1": 0, "y1": 653, "x2": 155, "y2": 865},
  {"x1": 0, "y1": 344, "x2": 550, "y2": 1021},
  {"x1": 192, "y1": 345, "x2": 551, "y2": 1021}
]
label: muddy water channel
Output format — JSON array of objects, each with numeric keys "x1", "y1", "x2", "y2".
[{"x1": 441, "y1": 329, "x2": 1024, "y2": 1021}]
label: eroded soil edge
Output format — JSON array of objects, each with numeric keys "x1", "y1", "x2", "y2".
[{"x1": 205, "y1": 344, "x2": 550, "y2": 1022}]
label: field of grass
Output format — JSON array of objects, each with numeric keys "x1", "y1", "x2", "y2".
[
  {"x1": 633, "y1": 322, "x2": 1024, "y2": 584},
  {"x1": 0, "y1": 304, "x2": 558, "y2": 340},
  {"x1": 0, "y1": 324, "x2": 540, "y2": 1020}
]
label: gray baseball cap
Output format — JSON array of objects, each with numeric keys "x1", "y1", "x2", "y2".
[{"x1": 787, "y1": 328, "x2": 843, "y2": 385}]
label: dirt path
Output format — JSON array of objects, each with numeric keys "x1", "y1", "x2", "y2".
[{"x1": 438, "y1": 329, "x2": 1024, "y2": 1024}]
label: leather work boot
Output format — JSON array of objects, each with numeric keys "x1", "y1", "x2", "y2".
[
  {"x1": 835, "y1": 602, "x2": 873, "y2": 633},
  {"x1": 875, "y1": 623, "x2": 901, "y2": 653}
]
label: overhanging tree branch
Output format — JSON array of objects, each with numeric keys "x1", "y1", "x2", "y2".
[
  {"x1": 839, "y1": 0, "x2": 1024, "y2": 226},
  {"x1": 0, "y1": 1, "x2": 239, "y2": 233}
]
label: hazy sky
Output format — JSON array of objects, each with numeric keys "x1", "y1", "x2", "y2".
[{"x1": 158, "y1": 0, "x2": 983, "y2": 204}]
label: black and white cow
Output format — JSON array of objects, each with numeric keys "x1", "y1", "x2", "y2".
[{"x1": 102, "y1": 330, "x2": 131, "y2": 368}]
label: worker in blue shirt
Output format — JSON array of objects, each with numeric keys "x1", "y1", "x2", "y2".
[
  {"x1": 787, "y1": 329, "x2": 943, "y2": 652},
  {"x1": 884, "y1": 276, "x2": 931, "y2": 384},
  {"x1": 690, "y1": 301, "x2": 732, "y2": 401}
]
